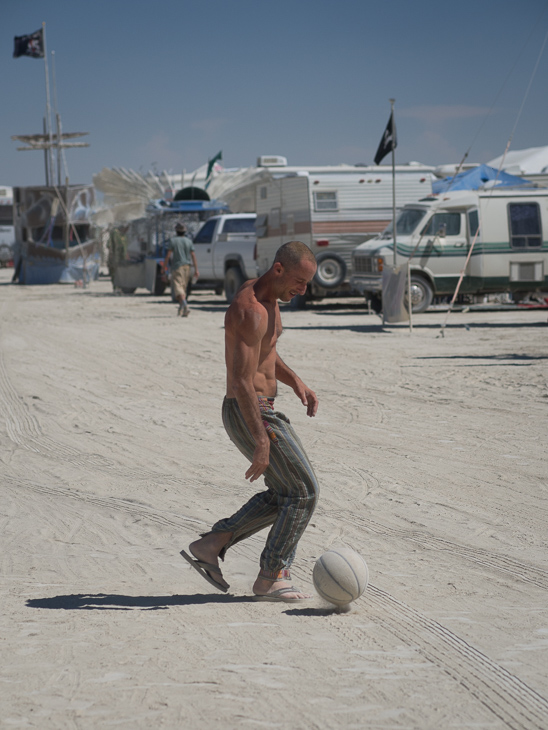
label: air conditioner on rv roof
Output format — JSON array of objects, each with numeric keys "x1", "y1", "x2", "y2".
[{"x1": 257, "y1": 156, "x2": 288, "y2": 167}]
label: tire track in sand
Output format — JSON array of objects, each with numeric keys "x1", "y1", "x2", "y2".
[
  {"x1": 339, "y1": 511, "x2": 548, "y2": 591},
  {"x1": 8, "y1": 476, "x2": 548, "y2": 728},
  {"x1": 3, "y1": 476, "x2": 204, "y2": 533},
  {"x1": 0, "y1": 349, "x2": 161, "y2": 480},
  {"x1": 363, "y1": 585, "x2": 548, "y2": 730}
]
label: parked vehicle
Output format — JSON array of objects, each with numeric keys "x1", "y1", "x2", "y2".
[
  {"x1": 192, "y1": 213, "x2": 257, "y2": 301},
  {"x1": 350, "y1": 187, "x2": 548, "y2": 313},
  {"x1": 112, "y1": 198, "x2": 228, "y2": 295},
  {"x1": 254, "y1": 164, "x2": 434, "y2": 302}
]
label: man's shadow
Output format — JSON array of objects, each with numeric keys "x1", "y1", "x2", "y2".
[{"x1": 26, "y1": 593, "x2": 254, "y2": 611}]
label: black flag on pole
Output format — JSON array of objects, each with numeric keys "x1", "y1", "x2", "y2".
[
  {"x1": 374, "y1": 111, "x2": 397, "y2": 165},
  {"x1": 13, "y1": 29, "x2": 45, "y2": 58}
]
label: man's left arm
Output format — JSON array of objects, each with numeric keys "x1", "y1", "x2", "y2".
[{"x1": 275, "y1": 354, "x2": 318, "y2": 417}]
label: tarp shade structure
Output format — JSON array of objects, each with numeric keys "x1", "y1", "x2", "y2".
[{"x1": 432, "y1": 164, "x2": 529, "y2": 194}]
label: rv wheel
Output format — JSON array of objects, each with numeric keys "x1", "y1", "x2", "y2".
[
  {"x1": 369, "y1": 294, "x2": 383, "y2": 314},
  {"x1": 314, "y1": 253, "x2": 346, "y2": 289},
  {"x1": 408, "y1": 276, "x2": 433, "y2": 313}
]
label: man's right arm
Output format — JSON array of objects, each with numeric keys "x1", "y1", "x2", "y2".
[{"x1": 227, "y1": 304, "x2": 270, "y2": 482}]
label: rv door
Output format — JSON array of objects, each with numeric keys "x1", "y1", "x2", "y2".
[{"x1": 466, "y1": 209, "x2": 483, "y2": 284}]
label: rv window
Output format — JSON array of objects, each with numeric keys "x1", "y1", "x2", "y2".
[
  {"x1": 0, "y1": 205, "x2": 13, "y2": 225},
  {"x1": 468, "y1": 210, "x2": 480, "y2": 238},
  {"x1": 193, "y1": 219, "x2": 216, "y2": 243},
  {"x1": 421, "y1": 212, "x2": 461, "y2": 236},
  {"x1": 313, "y1": 191, "x2": 338, "y2": 211},
  {"x1": 382, "y1": 209, "x2": 426, "y2": 238},
  {"x1": 508, "y1": 203, "x2": 542, "y2": 248},
  {"x1": 222, "y1": 218, "x2": 256, "y2": 234}
]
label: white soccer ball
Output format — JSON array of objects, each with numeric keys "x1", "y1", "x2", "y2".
[{"x1": 313, "y1": 548, "x2": 369, "y2": 606}]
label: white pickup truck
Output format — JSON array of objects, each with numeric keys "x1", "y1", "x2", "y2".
[{"x1": 192, "y1": 213, "x2": 257, "y2": 302}]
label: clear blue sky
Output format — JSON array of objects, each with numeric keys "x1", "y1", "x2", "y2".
[{"x1": 3, "y1": 0, "x2": 548, "y2": 186}]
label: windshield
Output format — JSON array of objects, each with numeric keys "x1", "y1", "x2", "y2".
[{"x1": 381, "y1": 208, "x2": 426, "y2": 238}]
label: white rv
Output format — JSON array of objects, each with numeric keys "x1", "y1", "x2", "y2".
[
  {"x1": 253, "y1": 163, "x2": 434, "y2": 299},
  {"x1": 350, "y1": 186, "x2": 548, "y2": 312}
]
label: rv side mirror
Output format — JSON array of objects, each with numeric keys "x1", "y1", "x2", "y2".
[{"x1": 437, "y1": 223, "x2": 447, "y2": 238}]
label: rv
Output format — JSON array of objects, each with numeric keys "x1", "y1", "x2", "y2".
[
  {"x1": 253, "y1": 163, "x2": 435, "y2": 299},
  {"x1": 350, "y1": 187, "x2": 548, "y2": 312}
]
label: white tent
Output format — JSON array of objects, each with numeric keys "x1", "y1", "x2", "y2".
[{"x1": 487, "y1": 146, "x2": 548, "y2": 175}]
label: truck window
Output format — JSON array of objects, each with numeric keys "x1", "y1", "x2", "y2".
[
  {"x1": 508, "y1": 203, "x2": 542, "y2": 248},
  {"x1": 313, "y1": 191, "x2": 338, "y2": 211},
  {"x1": 193, "y1": 219, "x2": 217, "y2": 243},
  {"x1": 222, "y1": 218, "x2": 256, "y2": 234},
  {"x1": 421, "y1": 212, "x2": 461, "y2": 236}
]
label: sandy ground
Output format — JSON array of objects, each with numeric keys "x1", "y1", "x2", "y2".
[{"x1": 0, "y1": 267, "x2": 547, "y2": 730}]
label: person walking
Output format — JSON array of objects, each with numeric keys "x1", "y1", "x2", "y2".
[
  {"x1": 181, "y1": 241, "x2": 320, "y2": 602},
  {"x1": 163, "y1": 222, "x2": 199, "y2": 316}
]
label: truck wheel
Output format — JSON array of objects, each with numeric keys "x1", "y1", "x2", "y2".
[
  {"x1": 120, "y1": 287, "x2": 136, "y2": 294},
  {"x1": 314, "y1": 253, "x2": 346, "y2": 289},
  {"x1": 409, "y1": 276, "x2": 433, "y2": 313},
  {"x1": 224, "y1": 267, "x2": 245, "y2": 303},
  {"x1": 215, "y1": 283, "x2": 224, "y2": 296}
]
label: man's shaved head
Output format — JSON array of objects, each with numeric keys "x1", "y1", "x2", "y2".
[{"x1": 274, "y1": 241, "x2": 316, "y2": 271}]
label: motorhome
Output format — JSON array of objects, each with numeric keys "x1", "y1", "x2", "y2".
[
  {"x1": 350, "y1": 186, "x2": 548, "y2": 312},
  {"x1": 252, "y1": 162, "x2": 435, "y2": 299}
]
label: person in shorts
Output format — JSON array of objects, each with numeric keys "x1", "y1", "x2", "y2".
[{"x1": 163, "y1": 223, "x2": 199, "y2": 317}]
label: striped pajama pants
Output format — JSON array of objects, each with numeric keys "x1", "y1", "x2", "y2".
[{"x1": 211, "y1": 396, "x2": 319, "y2": 578}]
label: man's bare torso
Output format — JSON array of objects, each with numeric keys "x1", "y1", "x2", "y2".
[{"x1": 225, "y1": 279, "x2": 282, "y2": 398}]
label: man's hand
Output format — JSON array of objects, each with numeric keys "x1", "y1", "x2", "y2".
[
  {"x1": 294, "y1": 381, "x2": 319, "y2": 417},
  {"x1": 245, "y1": 440, "x2": 270, "y2": 482}
]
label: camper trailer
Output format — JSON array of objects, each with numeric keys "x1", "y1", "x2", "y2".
[
  {"x1": 253, "y1": 163, "x2": 435, "y2": 299},
  {"x1": 350, "y1": 187, "x2": 548, "y2": 312}
]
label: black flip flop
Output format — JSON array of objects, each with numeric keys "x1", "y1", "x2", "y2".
[{"x1": 180, "y1": 549, "x2": 230, "y2": 593}]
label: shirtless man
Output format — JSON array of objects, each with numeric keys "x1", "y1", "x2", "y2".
[{"x1": 181, "y1": 241, "x2": 320, "y2": 602}]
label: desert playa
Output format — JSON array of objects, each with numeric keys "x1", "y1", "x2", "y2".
[{"x1": 1, "y1": 267, "x2": 547, "y2": 729}]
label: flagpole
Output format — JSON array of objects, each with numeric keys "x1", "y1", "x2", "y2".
[
  {"x1": 51, "y1": 50, "x2": 62, "y2": 186},
  {"x1": 41, "y1": 21, "x2": 55, "y2": 186},
  {"x1": 390, "y1": 98, "x2": 396, "y2": 266}
]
